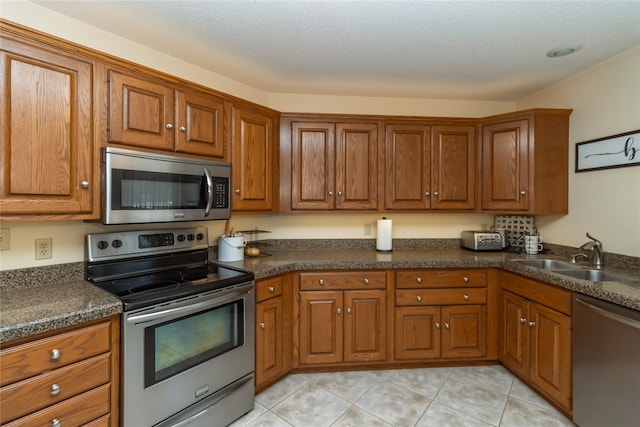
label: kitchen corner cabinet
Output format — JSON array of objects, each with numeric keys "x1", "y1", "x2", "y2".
[
  {"x1": 499, "y1": 271, "x2": 572, "y2": 413},
  {"x1": 299, "y1": 271, "x2": 387, "y2": 365},
  {"x1": 0, "y1": 316, "x2": 120, "y2": 427},
  {"x1": 231, "y1": 105, "x2": 278, "y2": 212},
  {"x1": 480, "y1": 109, "x2": 571, "y2": 214},
  {"x1": 394, "y1": 270, "x2": 487, "y2": 360},
  {"x1": 108, "y1": 70, "x2": 226, "y2": 159},
  {"x1": 384, "y1": 123, "x2": 476, "y2": 210},
  {"x1": 255, "y1": 275, "x2": 287, "y2": 389},
  {"x1": 290, "y1": 121, "x2": 378, "y2": 210},
  {"x1": 0, "y1": 32, "x2": 97, "y2": 219}
]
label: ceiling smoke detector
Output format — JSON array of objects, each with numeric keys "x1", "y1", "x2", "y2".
[{"x1": 546, "y1": 46, "x2": 581, "y2": 58}]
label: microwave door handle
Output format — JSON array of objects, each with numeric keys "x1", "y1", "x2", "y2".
[{"x1": 203, "y1": 168, "x2": 214, "y2": 216}]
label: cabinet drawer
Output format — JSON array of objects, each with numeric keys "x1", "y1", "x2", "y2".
[
  {"x1": 396, "y1": 288, "x2": 487, "y2": 306},
  {"x1": 0, "y1": 322, "x2": 111, "y2": 386},
  {"x1": 256, "y1": 275, "x2": 283, "y2": 302},
  {"x1": 300, "y1": 271, "x2": 386, "y2": 290},
  {"x1": 3, "y1": 384, "x2": 110, "y2": 427},
  {"x1": 0, "y1": 353, "x2": 110, "y2": 424},
  {"x1": 396, "y1": 270, "x2": 487, "y2": 288}
]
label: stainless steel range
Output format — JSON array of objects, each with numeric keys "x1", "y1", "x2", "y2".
[{"x1": 86, "y1": 227, "x2": 255, "y2": 427}]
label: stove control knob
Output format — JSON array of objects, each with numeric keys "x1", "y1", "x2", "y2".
[
  {"x1": 177, "y1": 234, "x2": 186, "y2": 242},
  {"x1": 196, "y1": 233, "x2": 204, "y2": 241},
  {"x1": 112, "y1": 239, "x2": 123, "y2": 248},
  {"x1": 187, "y1": 234, "x2": 195, "y2": 241},
  {"x1": 97, "y1": 240, "x2": 108, "y2": 250}
]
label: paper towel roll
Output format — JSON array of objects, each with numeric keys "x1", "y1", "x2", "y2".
[{"x1": 376, "y1": 217, "x2": 392, "y2": 252}]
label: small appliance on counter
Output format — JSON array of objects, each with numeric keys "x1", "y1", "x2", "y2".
[{"x1": 460, "y1": 230, "x2": 505, "y2": 251}]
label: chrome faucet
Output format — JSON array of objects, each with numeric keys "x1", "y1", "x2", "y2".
[{"x1": 579, "y1": 233, "x2": 604, "y2": 269}]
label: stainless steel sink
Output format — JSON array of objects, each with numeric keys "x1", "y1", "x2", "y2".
[
  {"x1": 552, "y1": 269, "x2": 631, "y2": 282},
  {"x1": 512, "y1": 259, "x2": 578, "y2": 270}
]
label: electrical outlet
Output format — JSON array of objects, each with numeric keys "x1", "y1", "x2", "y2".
[
  {"x1": 35, "y1": 238, "x2": 53, "y2": 260},
  {"x1": 364, "y1": 223, "x2": 372, "y2": 236},
  {"x1": 0, "y1": 228, "x2": 9, "y2": 251}
]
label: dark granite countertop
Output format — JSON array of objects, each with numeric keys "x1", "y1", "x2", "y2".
[{"x1": 2, "y1": 246, "x2": 639, "y2": 344}]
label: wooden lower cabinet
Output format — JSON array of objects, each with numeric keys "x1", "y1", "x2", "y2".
[
  {"x1": 499, "y1": 272, "x2": 572, "y2": 413},
  {"x1": 0, "y1": 317, "x2": 119, "y2": 427}
]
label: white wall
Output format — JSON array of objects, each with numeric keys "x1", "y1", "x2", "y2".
[
  {"x1": 517, "y1": 46, "x2": 640, "y2": 257},
  {"x1": 1, "y1": 1, "x2": 638, "y2": 271}
]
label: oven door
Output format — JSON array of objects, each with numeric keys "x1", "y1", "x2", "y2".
[
  {"x1": 122, "y1": 282, "x2": 255, "y2": 427},
  {"x1": 103, "y1": 147, "x2": 230, "y2": 224}
]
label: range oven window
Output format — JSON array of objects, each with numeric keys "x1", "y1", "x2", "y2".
[
  {"x1": 144, "y1": 300, "x2": 245, "y2": 388},
  {"x1": 112, "y1": 169, "x2": 205, "y2": 210}
]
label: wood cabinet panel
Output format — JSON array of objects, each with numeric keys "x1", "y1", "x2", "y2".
[
  {"x1": 176, "y1": 90, "x2": 225, "y2": 157},
  {"x1": 335, "y1": 123, "x2": 378, "y2": 209},
  {"x1": 384, "y1": 123, "x2": 431, "y2": 209},
  {"x1": 500, "y1": 271, "x2": 571, "y2": 315},
  {"x1": 256, "y1": 296, "x2": 284, "y2": 387},
  {"x1": 344, "y1": 290, "x2": 387, "y2": 362},
  {"x1": 300, "y1": 271, "x2": 386, "y2": 291},
  {"x1": 256, "y1": 275, "x2": 283, "y2": 302},
  {"x1": 500, "y1": 290, "x2": 529, "y2": 378},
  {"x1": 395, "y1": 269, "x2": 487, "y2": 288},
  {"x1": 432, "y1": 125, "x2": 476, "y2": 210},
  {"x1": 442, "y1": 305, "x2": 487, "y2": 358},
  {"x1": 299, "y1": 291, "x2": 343, "y2": 364},
  {"x1": 394, "y1": 306, "x2": 441, "y2": 360},
  {"x1": 395, "y1": 288, "x2": 486, "y2": 306},
  {"x1": 0, "y1": 37, "x2": 95, "y2": 217},
  {"x1": 231, "y1": 106, "x2": 275, "y2": 211}
]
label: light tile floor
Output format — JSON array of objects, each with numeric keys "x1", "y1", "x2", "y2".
[{"x1": 231, "y1": 365, "x2": 576, "y2": 427}]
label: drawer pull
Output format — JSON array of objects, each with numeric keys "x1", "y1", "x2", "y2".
[
  {"x1": 520, "y1": 317, "x2": 527, "y2": 324},
  {"x1": 416, "y1": 277, "x2": 422, "y2": 284},
  {"x1": 463, "y1": 294, "x2": 469, "y2": 301},
  {"x1": 337, "y1": 307, "x2": 342, "y2": 314},
  {"x1": 347, "y1": 307, "x2": 352, "y2": 314},
  {"x1": 435, "y1": 322, "x2": 440, "y2": 329},
  {"x1": 364, "y1": 278, "x2": 369, "y2": 284},
  {"x1": 529, "y1": 321, "x2": 536, "y2": 327},
  {"x1": 51, "y1": 348, "x2": 62, "y2": 360},
  {"x1": 444, "y1": 322, "x2": 450, "y2": 329},
  {"x1": 268, "y1": 286, "x2": 275, "y2": 292},
  {"x1": 416, "y1": 295, "x2": 422, "y2": 302},
  {"x1": 50, "y1": 384, "x2": 61, "y2": 395},
  {"x1": 259, "y1": 322, "x2": 265, "y2": 329},
  {"x1": 463, "y1": 276, "x2": 469, "y2": 283},
  {"x1": 51, "y1": 419, "x2": 61, "y2": 427},
  {"x1": 319, "y1": 279, "x2": 324, "y2": 285}
]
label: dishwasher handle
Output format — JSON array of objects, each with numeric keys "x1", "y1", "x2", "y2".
[{"x1": 575, "y1": 298, "x2": 640, "y2": 330}]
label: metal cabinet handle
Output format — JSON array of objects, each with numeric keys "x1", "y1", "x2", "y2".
[
  {"x1": 234, "y1": 189, "x2": 241, "y2": 194},
  {"x1": 337, "y1": 307, "x2": 341, "y2": 314},
  {"x1": 435, "y1": 322, "x2": 440, "y2": 329},
  {"x1": 520, "y1": 190, "x2": 527, "y2": 195},
  {"x1": 519, "y1": 317, "x2": 527, "y2": 324},
  {"x1": 166, "y1": 123, "x2": 174, "y2": 130},
  {"x1": 259, "y1": 322, "x2": 265, "y2": 329},
  {"x1": 425, "y1": 192, "x2": 430, "y2": 196},
  {"x1": 363, "y1": 278, "x2": 369, "y2": 284},
  {"x1": 319, "y1": 279, "x2": 324, "y2": 285},
  {"x1": 328, "y1": 191, "x2": 334, "y2": 196},
  {"x1": 179, "y1": 126, "x2": 187, "y2": 132},
  {"x1": 268, "y1": 286, "x2": 275, "y2": 292},
  {"x1": 50, "y1": 384, "x2": 61, "y2": 395},
  {"x1": 347, "y1": 307, "x2": 351, "y2": 314},
  {"x1": 463, "y1": 294, "x2": 469, "y2": 301},
  {"x1": 444, "y1": 322, "x2": 450, "y2": 329},
  {"x1": 51, "y1": 419, "x2": 61, "y2": 427},
  {"x1": 338, "y1": 191, "x2": 342, "y2": 196},
  {"x1": 417, "y1": 277, "x2": 422, "y2": 284},
  {"x1": 416, "y1": 295, "x2": 422, "y2": 302},
  {"x1": 529, "y1": 321, "x2": 536, "y2": 327},
  {"x1": 463, "y1": 276, "x2": 469, "y2": 283},
  {"x1": 51, "y1": 349, "x2": 61, "y2": 360},
  {"x1": 80, "y1": 181, "x2": 89, "y2": 189},
  {"x1": 433, "y1": 191, "x2": 439, "y2": 196}
]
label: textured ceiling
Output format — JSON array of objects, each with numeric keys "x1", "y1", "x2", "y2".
[{"x1": 33, "y1": 0, "x2": 640, "y2": 101}]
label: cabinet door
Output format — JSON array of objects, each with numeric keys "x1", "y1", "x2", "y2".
[
  {"x1": 335, "y1": 123, "x2": 378, "y2": 210},
  {"x1": 481, "y1": 119, "x2": 529, "y2": 210},
  {"x1": 384, "y1": 124, "x2": 431, "y2": 209},
  {"x1": 255, "y1": 296, "x2": 284, "y2": 388},
  {"x1": 442, "y1": 305, "x2": 487, "y2": 359},
  {"x1": 0, "y1": 39, "x2": 94, "y2": 216},
  {"x1": 529, "y1": 302, "x2": 572, "y2": 411},
  {"x1": 432, "y1": 125, "x2": 476, "y2": 210},
  {"x1": 299, "y1": 291, "x2": 343, "y2": 364},
  {"x1": 394, "y1": 306, "x2": 441, "y2": 360},
  {"x1": 232, "y1": 106, "x2": 274, "y2": 211},
  {"x1": 108, "y1": 70, "x2": 175, "y2": 150},
  {"x1": 499, "y1": 291, "x2": 529, "y2": 378},
  {"x1": 291, "y1": 122, "x2": 335, "y2": 209},
  {"x1": 175, "y1": 90, "x2": 225, "y2": 158},
  {"x1": 344, "y1": 290, "x2": 386, "y2": 362}
]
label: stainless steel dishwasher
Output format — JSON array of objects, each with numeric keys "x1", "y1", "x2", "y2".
[{"x1": 573, "y1": 294, "x2": 640, "y2": 427}]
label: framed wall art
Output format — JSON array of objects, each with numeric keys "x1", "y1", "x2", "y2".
[{"x1": 575, "y1": 129, "x2": 640, "y2": 172}]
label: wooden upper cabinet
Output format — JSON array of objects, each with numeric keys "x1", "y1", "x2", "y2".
[
  {"x1": 0, "y1": 36, "x2": 96, "y2": 218},
  {"x1": 384, "y1": 123, "x2": 431, "y2": 210},
  {"x1": 231, "y1": 106, "x2": 276, "y2": 212},
  {"x1": 481, "y1": 110, "x2": 571, "y2": 214},
  {"x1": 432, "y1": 125, "x2": 476, "y2": 210},
  {"x1": 335, "y1": 123, "x2": 378, "y2": 210},
  {"x1": 108, "y1": 70, "x2": 226, "y2": 159}
]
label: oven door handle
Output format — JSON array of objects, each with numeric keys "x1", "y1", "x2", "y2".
[
  {"x1": 203, "y1": 167, "x2": 214, "y2": 217},
  {"x1": 126, "y1": 283, "x2": 253, "y2": 324}
]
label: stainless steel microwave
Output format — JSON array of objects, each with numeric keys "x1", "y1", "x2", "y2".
[{"x1": 102, "y1": 147, "x2": 231, "y2": 224}]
